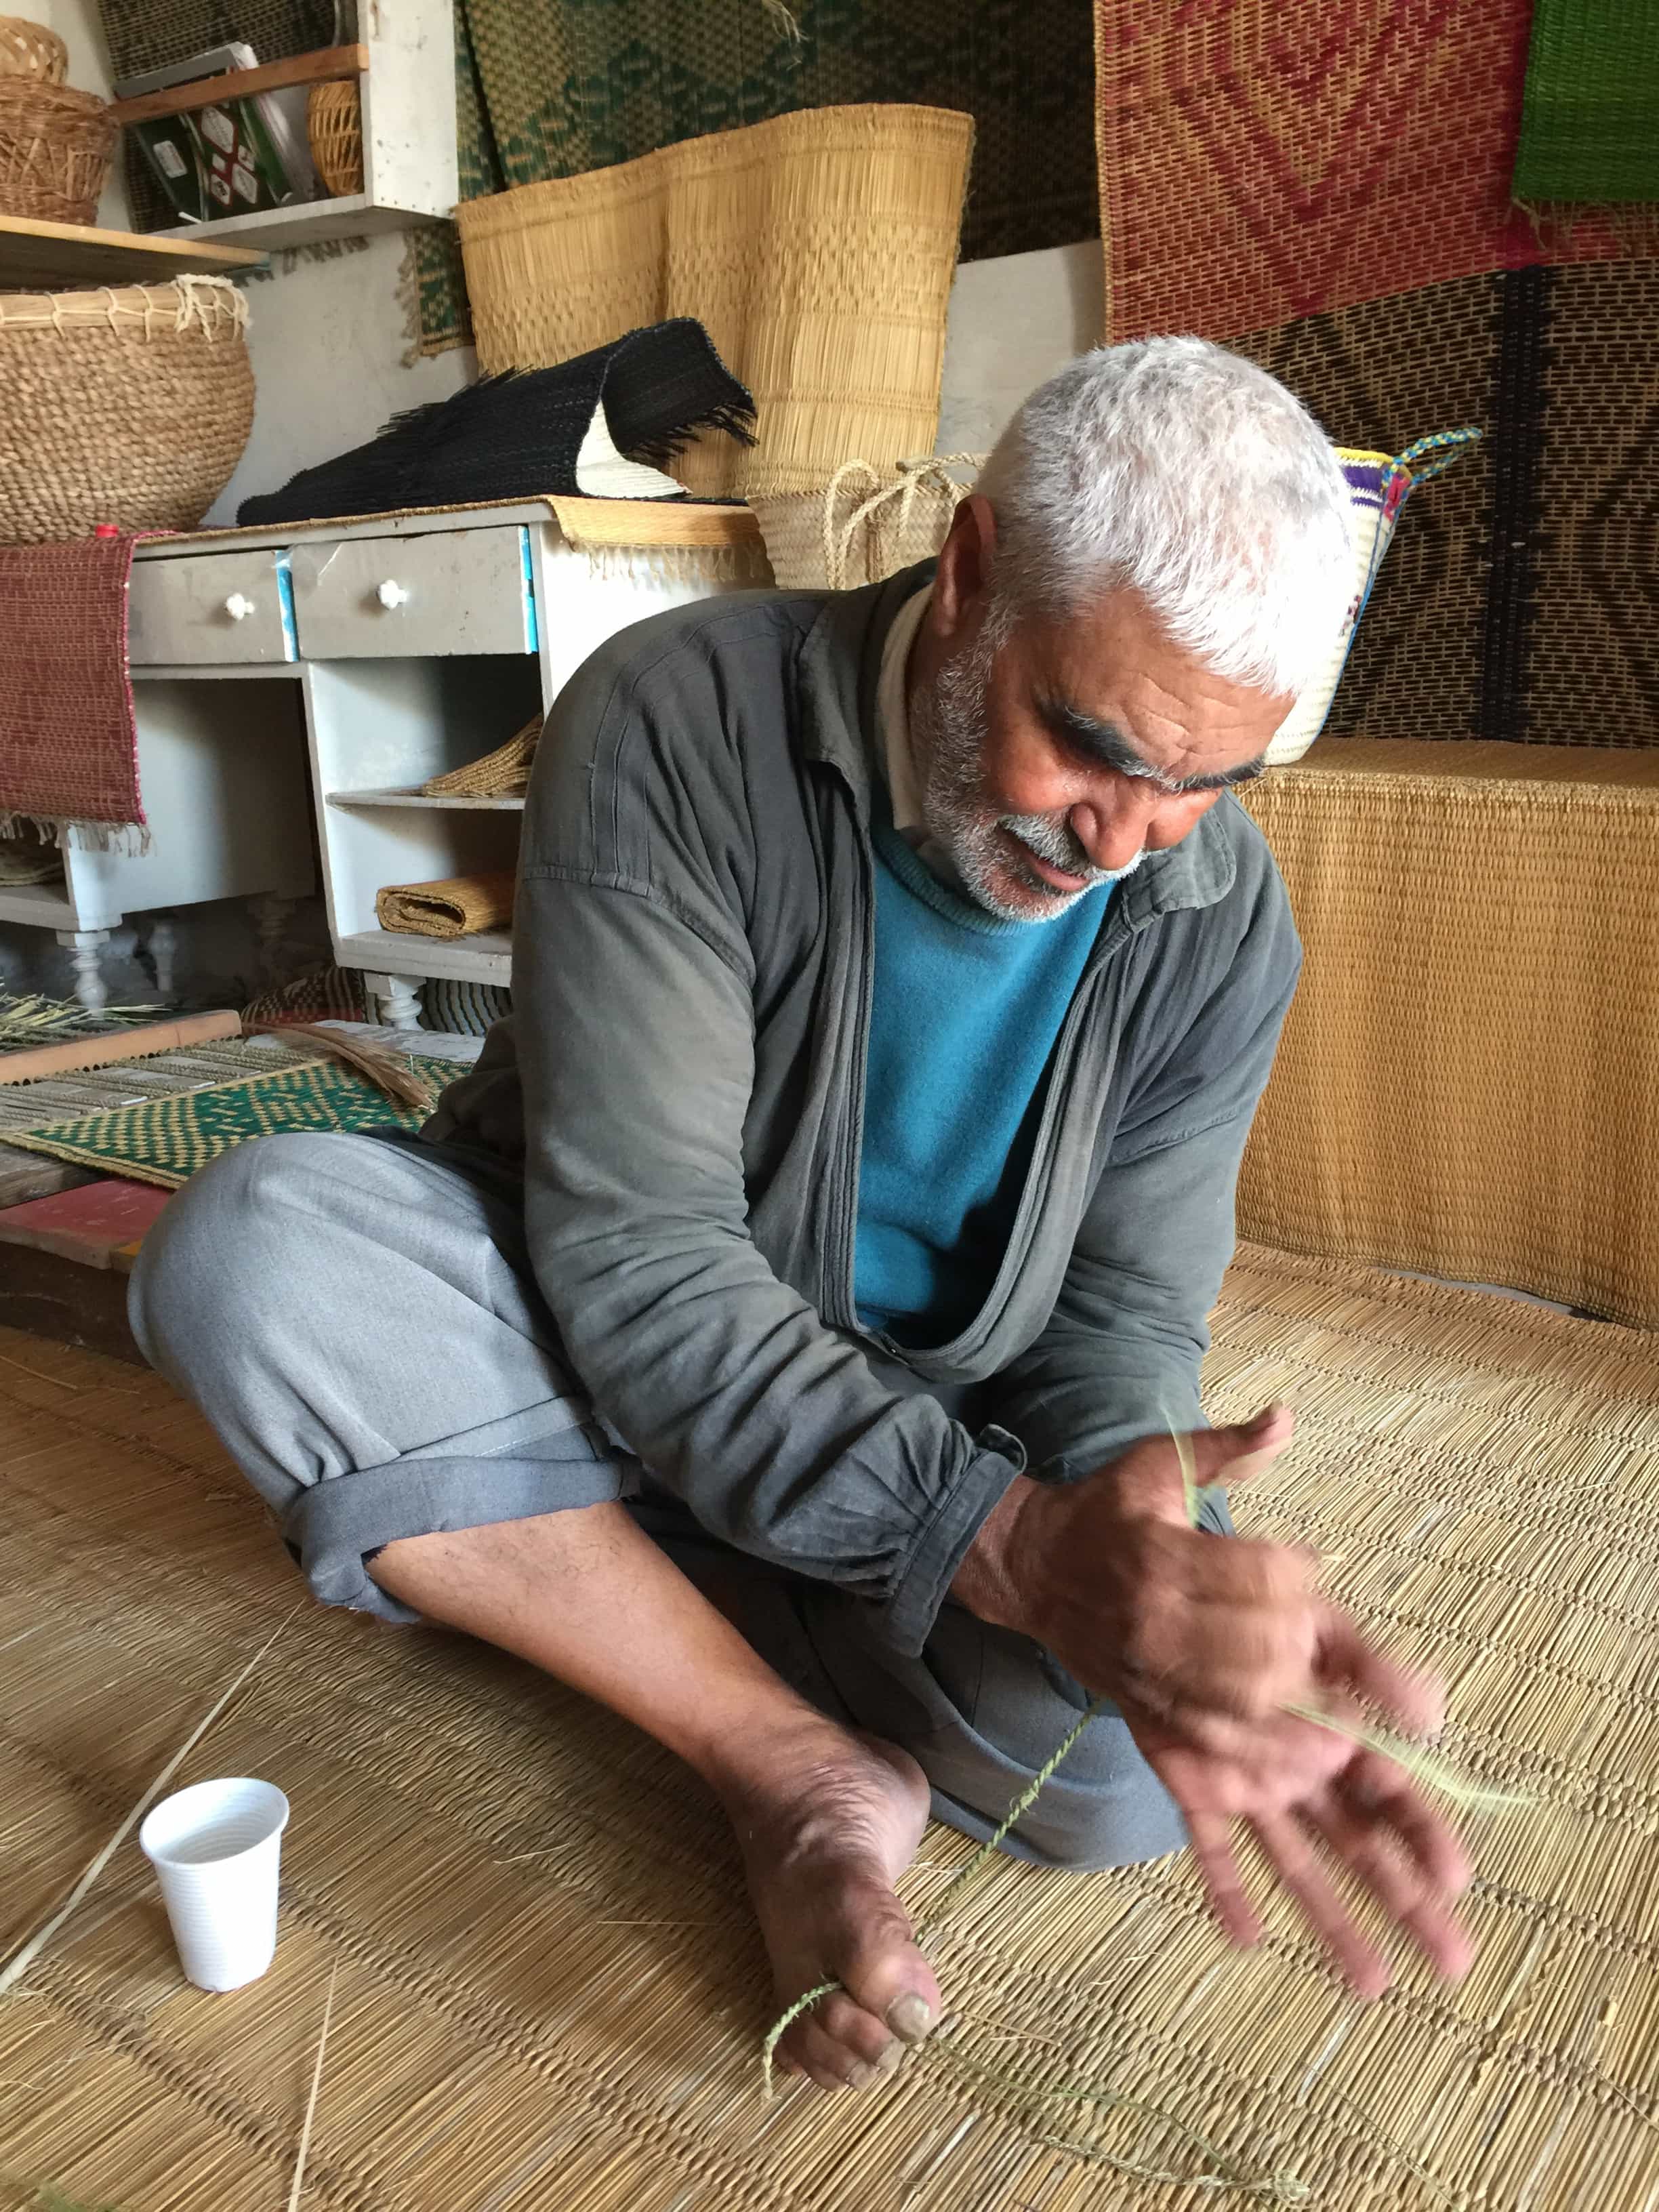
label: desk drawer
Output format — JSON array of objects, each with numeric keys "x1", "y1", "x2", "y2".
[
  {"x1": 129, "y1": 550, "x2": 295, "y2": 665},
  {"x1": 288, "y1": 527, "x2": 535, "y2": 658}
]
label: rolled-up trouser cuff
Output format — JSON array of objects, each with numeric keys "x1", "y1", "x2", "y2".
[{"x1": 287, "y1": 1414, "x2": 640, "y2": 1621}]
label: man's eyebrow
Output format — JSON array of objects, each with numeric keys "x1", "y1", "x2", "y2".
[{"x1": 1038, "y1": 696, "x2": 1268, "y2": 795}]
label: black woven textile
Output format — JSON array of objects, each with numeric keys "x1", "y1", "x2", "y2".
[{"x1": 237, "y1": 319, "x2": 756, "y2": 527}]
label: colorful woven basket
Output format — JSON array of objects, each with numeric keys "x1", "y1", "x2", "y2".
[
  {"x1": 0, "y1": 277, "x2": 254, "y2": 541},
  {"x1": 0, "y1": 74, "x2": 115, "y2": 224},
  {"x1": 1266, "y1": 430, "x2": 1481, "y2": 766}
]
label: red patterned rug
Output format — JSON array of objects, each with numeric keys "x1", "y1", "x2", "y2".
[
  {"x1": 0, "y1": 535, "x2": 144, "y2": 844},
  {"x1": 1095, "y1": 0, "x2": 1659, "y2": 342}
]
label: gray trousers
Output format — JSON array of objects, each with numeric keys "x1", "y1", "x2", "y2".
[{"x1": 130, "y1": 1130, "x2": 1222, "y2": 1870}]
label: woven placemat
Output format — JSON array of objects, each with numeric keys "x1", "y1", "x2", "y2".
[
  {"x1": 3, "y1": 1244, "x2": 1657, "y2": 2207},
  {"x1": 0, "y1": 1053, "x2": 456, "y2": 1187}
]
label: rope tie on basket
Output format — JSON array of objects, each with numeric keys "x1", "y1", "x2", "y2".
[{"x1": 817, "y1": 455, "x2": 985, "y2": 590}]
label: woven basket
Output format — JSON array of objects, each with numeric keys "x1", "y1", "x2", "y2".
[
  {"x1": 307, "y1": 79, "x2": 362, "y2": 197},
  {"x1": 750, "y1": 455, "x2": 984, "y2": 590},
  {"x1": 455, "y1": 104, "x2": 972, "y2": 500},
  {"x1": 0, "y1": 75, "x2": 115, "y2": 224},
  {"x1": 0, "y1": 17, "x2": 66, "y2": 82},
  {"x1": 0, "y1": 278, "x2": 255, "y2": 542}
]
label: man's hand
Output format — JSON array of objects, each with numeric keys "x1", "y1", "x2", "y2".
[{"x1": 954, "y1": 1408, "x2": 1472, "y2": 1993}]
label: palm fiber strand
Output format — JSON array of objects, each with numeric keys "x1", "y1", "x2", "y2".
[
  {"x1": 1513, "y1": 0, "x2": 1659, "y2": 205},
  {"x1": 4, "y1": 1245, "x2": 1659, "y2": 2205},
  {"x1": 375, "y1": 872, "x2": 516, "y2": 941},
  {"x1": 1094, "y1": 0, "x2": 1659, "y2": 346},
  {"x1": 454, "y1": 106, "x2": 972, "y2": 500},
  {"x1": 1240, "y1": 741, "x2": 1659, "y2": 1325}
]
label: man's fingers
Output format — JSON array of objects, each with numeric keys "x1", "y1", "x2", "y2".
[
  {"x1": 1187, "y1": 1812, "x2": 1264, "y2": 1950},
  {"x1": 1310, "y1": 1786, "x2": 1473, "y2": 1984},
  {"x1": 1252, "y1": 1811, "x2": 1392, "y2": 1999},
  {"x1": 1317, "y1": 1613, "x2": 1445, "y2": 1736},
  {"x1": 1345, "y1": 1750, "x2": 1472, "y2": 1900},
  {"x1": 1185, "y1": 1404, "x2": 1296, "y2": 1491}
]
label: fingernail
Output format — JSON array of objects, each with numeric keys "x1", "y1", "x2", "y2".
[
  {"x1": 846, "y1": 2062, "x2": 877, "y2": 2090},
  {"x1": 886, "y1": 1994, "x2": 933, "y2": 2043},
  {"x1": 876, "y1": 2042, "x2": 903, "y2": 2075}
]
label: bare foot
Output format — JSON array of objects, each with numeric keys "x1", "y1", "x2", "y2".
[{"x1": 715, "y1": 1715, "x2": 939, "y2": 2092}]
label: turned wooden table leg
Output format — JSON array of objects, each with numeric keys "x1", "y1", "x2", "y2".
[
  {"x1": 146, "y1": 913, "x2": 179, "y2": 1002},
  {"x1": 57, "y1": 929, "x2": 112, "y2": 1017},
  {"x1": 249, "y1": 892, "x2": 301, "y2": 983},
  {"x1": 363, "y1": 970, "x2": 424, "y2": 1032}
]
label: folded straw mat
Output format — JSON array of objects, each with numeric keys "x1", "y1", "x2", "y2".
[
  {"x1": 422, "y1": 717, "x2": 541, "y2": 800},
  {"x1": 1240, "y1": 739, "x2": 1659, "y2": 1326},
  {"x1": 375, "y1": 872, "x2": 516, "y2": 939},
  {"x1": 6, "y1": 1242, "x2": 1659, "y2": 2207},
  {"x1": 454, "y1": 104, "x2": 974, "y2": 499}
]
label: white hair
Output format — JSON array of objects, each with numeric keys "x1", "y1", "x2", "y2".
[{"x1": 972, "y1": 336, "x2": 1355, "y2": 699}]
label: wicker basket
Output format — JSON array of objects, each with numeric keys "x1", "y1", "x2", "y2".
[
  {"x1": 0, "y1": 75, "x2": 116, "y2": 224},
  {"x1": 0, "y1": 17, "x2": 66, "y2": 82},
  {"x1": 307, "y1": 79, "x2": 363, "y2": 196},
  {"x1": 0, "y1": 278, "x2": 255, "y2": 542}
]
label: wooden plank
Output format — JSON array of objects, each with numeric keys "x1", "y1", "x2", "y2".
[
  {"x1": 0, "y1": 1179, "x2": 171, "y2": 1269},
  {"x1": 0, "y1": 1147, "x2": 94, "y2": 1210},
  {"x1": 0, "y1": 211, "x2": 264, "y2": 290},
  {"x1": 108, "y1": 43, "x2": 368, "y2": 126},
  {"x1": 548, "y1": 496, "x2": 764, "y2": 551},
  {"x1": 0, "y1": 1010, "x2": 243, "y2": 1088},
  {"x1": 0, "y1": 1242, "x2": 145, "y2": 1361}
]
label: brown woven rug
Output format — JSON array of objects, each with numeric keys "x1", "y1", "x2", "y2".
[
  {"x1": 4, "y1": 1246, "x2": 1658, "y2": 2208},
  {"x1": 0, "y1": 537, "x2": 142, "y2": 843}
]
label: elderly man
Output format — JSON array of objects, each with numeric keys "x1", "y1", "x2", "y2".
[{"x1": 134, "y1": 337, "x2": 1471, "y2": 2093}]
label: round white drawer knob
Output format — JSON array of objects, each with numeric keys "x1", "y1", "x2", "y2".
[
  {"x1": 224, "y1": 592, "x2": 255, "y2": 620},
  {"x1": 377, "y1": 579, "x2": 410, "y2": 609}
]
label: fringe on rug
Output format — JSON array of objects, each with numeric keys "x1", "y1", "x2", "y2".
[{"x1": 1, "y1": 811, "x2": 152, "y2": 857}]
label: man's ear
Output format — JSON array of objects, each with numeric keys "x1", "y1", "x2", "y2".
[{"x1": 931, "y1": 494, "x2": 997, "y2": 642}]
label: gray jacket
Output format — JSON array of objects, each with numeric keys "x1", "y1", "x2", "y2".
[{"x1": 426, "y1": 565, "x2": 1300, "y2": 1654}]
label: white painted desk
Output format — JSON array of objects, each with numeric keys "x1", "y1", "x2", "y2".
[{"x1": 116, "y1": 499, "x2": 770, "y2": 1027}]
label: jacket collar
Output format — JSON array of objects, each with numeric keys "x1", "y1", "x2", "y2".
[{"x1": 796, "y1": 562, "x2": 1239, "y2": 919}]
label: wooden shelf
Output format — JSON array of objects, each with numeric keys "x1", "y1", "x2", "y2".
[
  {"x1": 108, "y1": 44, "x2": 367, "y2": 127},
  {"x1": 0, "y1": 211, "x2": 265, "y2": 289},
  {"x1": 336, "y1": 927, "x2": 513, "y2": 986},
  {"x1": 327, "y1": 788, "x2": 527, "y2": 813},
  {"x1": 152, "y1": 192, "x2": 447, "y2": 249}
]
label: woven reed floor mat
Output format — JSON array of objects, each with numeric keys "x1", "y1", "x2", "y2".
[{"x1": 3, "y1": 1246, "x2": 1658, "y2": 2209}]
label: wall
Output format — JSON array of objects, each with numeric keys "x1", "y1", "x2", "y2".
[
  {"x1": 26, "y1": 0, "x2": 129, "y2": 228},
  {"x1": 209, "y1": 232, "x2": 474, "y2": 523}
]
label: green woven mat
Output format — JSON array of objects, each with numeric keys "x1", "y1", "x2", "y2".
[
  {"x1": 417, "y1": 0, "x2": 1098, "y2": 352},
  {"x1": 1513, "y1": 0, "x2": 1659, "y2": 204},
  {"x1": 0, "y1": 1055, "x2": 456, "y2": 1190}
]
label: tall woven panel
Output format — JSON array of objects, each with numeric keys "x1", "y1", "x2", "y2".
[
  {"x1": 416, "y1": 0, "x2": 1096, "y2": 352},
  {"x1": 1239, "y1": 741, "x2": 1659, "y2": 1324},
  {"x1": 1092, "y1": 1, "x2": 1659, "y2": 749},
  {"x1": 1093, "y1": 0, "x2": 1657, "y2": 344},
  {"x1": 9, "y1": 1254, "x2": 1659, "y2": 2207},
  {"x1": 1513, "y1": 0, "x2": 1659, "y2": 204},
  {"x1": 455, "y1": 106, "x2": 972, "y2": 499}
]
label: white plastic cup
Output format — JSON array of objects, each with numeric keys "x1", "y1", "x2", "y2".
[{"x1": 138, "y1": 1777, "x2": 289, "y2": 1993}]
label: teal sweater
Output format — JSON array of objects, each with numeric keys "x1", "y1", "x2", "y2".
[{"x1": 855, "y1": 815, "x2": 1111, "y2": 1345}]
